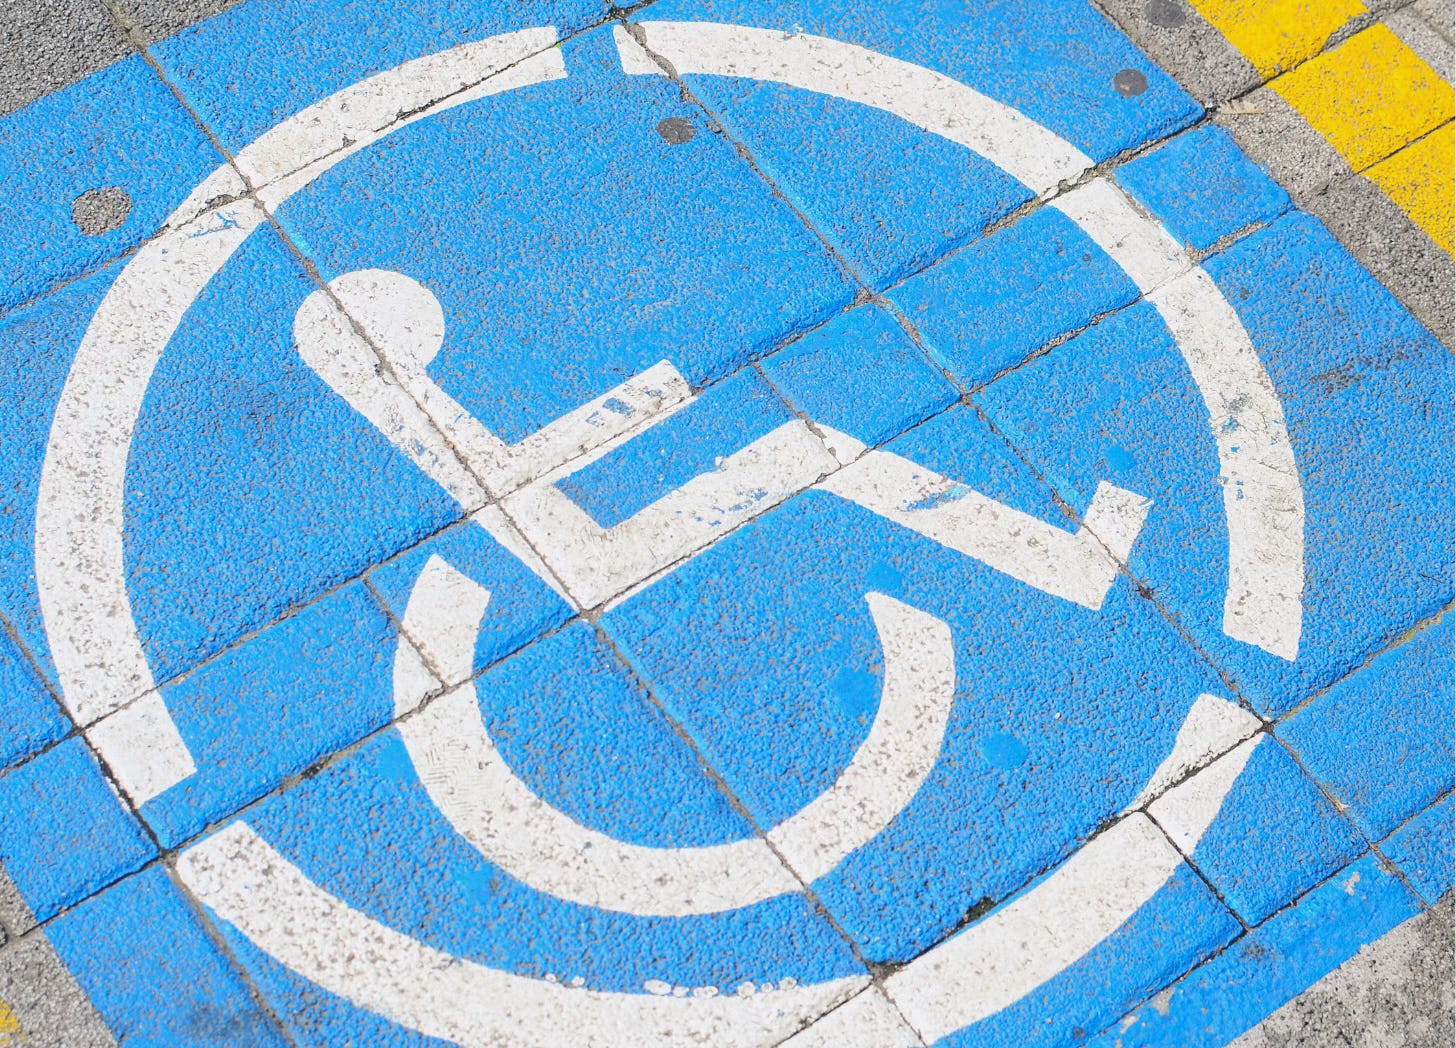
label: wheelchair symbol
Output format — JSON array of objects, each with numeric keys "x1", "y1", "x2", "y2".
[{"x1": 38, "y1": 21, "x2": 1303, "y2": 1045}]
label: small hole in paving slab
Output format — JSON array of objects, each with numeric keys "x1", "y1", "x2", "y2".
[
  {"x1": 655, "y1": 117, "x2": 696, "y2": 145},
  {"x1": 1143, "y1": 0, "x2": 1187, "y2": 28},
  {"x1": 1113, "y1": 69, "x2": 1149, "y2": 97},
  {"x1": 72, "y1": 186, "x2": 132, "y2": 236}
]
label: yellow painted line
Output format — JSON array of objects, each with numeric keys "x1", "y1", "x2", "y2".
[
  {"x1": 0, "y1": 999, "x2": 23, "y2": 1046},
  {"x1": 1366, "y1": 122, "x2": 1455, "y2": 253},
  {"x1": 1271, "y1": 24, "x2": 1455, "y2": 172},
  {"x1": 1189, "y1": 0, "x2": 1366, "y2": 78}
]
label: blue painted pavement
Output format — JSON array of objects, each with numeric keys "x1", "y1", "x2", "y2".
[{"x1": 0, "y1": 1, "x2": 1449, "y2": 1045}]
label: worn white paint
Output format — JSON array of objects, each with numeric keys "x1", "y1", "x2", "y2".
[
  {"x1": 821, "y1": 447, "x2": 1149, "y2": 611},
  {"x1": 1149, "y1": 736, "x2": 1262, "y2": 855},
  {"x1": 619, "y1": 19, "x2": 1305, "y2": 659},
  {"x1": 883, "y1": 814, "x2": 1187, "y2": 1042},
  {"x1": 177, "y1": 822, "x2": 866, "y2": 1048},
  {"x1": 35, "y1": 29, "x2": 568, "y2": 802},
  {"x1": 395, "y1": 559, "x2": 955, "y2": 915},
  {"x1": 1130, "y1": 693, "x2": 1262, "y2": 809}
]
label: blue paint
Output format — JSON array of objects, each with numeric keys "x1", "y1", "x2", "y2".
[
  {"x1": 978, "y1": 732, "x2": 1030, "y2": 770},
  {"x1": 1086, "y1": 853, "x2": 1421, "y2": 1047},
  {"x1": 888, "y1": 205, "x2": 1140, "y2": 387},
  {"x1": 0, "y1": 627, "x2": 66, "y2": 771},
  {"x1": 1380, "y1": 794, "x2": 1453, "y2": 906},
  {"x1": 1114, "y1": 123, "x2": 1291, "y2": 252},
  {"x1": 1280, "y1": 610, "x2": 1454, "y2": 840},
  {"x1": 642, "y1": 0, "x2": 1200, "y2": 287},
  {"x1": 118, "y1": 224, "x2": 463, "y2": 690},
  {"x1": 141, "y1": 579, "x2": 400, "y2": 849},
  {"x1": 1185, "y1": 740, "x2": 1366, "y2": 925},
  {"x1": 946, "y1": 862, "x2": 1240, "y2": 1047},
  {"x1": 605, "y1": 405, "x2": 1227, "y2": 963},
  {"x1": 977, "y1": 212, "x2": 1455, "y2": 717},
  {"x1": 558, "y1": 368, "x2": 793, "y2": 529},
  {"x1": 47, "y1": 866, "x2": 290, "y2": 1046},
  {"x1": 271, "y1": 26, "x2": 855, "y2": 443},
  {"x1": 759, "y1": 303, "x2": 958, "y2": 451},
  {"x1": 0, "y1": 738, "x2": 153, "y2": 923},
  {"x1": 0, "y1": 58, "x2": 224, "y2": 315}
]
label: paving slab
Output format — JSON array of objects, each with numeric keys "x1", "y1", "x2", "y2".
[{"x1": 0, "y1": 1, "x2": 1449, "y2": 1045}]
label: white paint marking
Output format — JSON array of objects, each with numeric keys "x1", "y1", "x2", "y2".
[
  {"x1": 1050, "y1": 178, "x2": 1188, "y2": 292},
  {"x1": 1130, "y1": 693, "x2": 1262, "y2": 809},
  {"x1": 510, "y1": 420, "x2": 839, "y2": 610},
  {"x1": 820, "y1": 446, "x2": 1149, "y2": 610},
  {"x1": 35, "y1": 29, "x2": 569, "y2": 795},
  {"x1": 177, "y1": 822, "x2": 866, "y2": 1048},
  {"x1": 779, "y1": 987, "x2": 926, "y2": 1048},
  {"x1": 617, "y1": 20, "x2": 1305, "y2": 659},
  {"x1": 1149, "y1": 736, "x2": 1261, "y2": 855},
  {"x1": 1149, "y1": 271, "x2": 1305, "y2": 660},
  {"x1": 883, "y1": 814, "x2": 1185, "y2": 1042},
  {"x1": 396, "y1": 559, "x2": 955, "y2": 915},
  {"x1": 84, "y1": 691, "x2": 197, "y2": 804}
]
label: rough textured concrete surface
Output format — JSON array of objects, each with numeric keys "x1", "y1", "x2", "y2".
[
  {"x1": 1234, "y1": 898, "x2": 1455, "y2": 1048},
  {"x1": 0, "y1": 0, "x2": 130, "y2": 117},
  {"x1": 1310, "y1": 166, "x2": 1455, "y2": 344},
  {"x1": 1093, "y1": 0, "x2": 1261, "y2": 106},
  {"x1": 1215, "y1": 86, "x2": 1357, "y2": 200},
  {"x1": 0, "y1": 932, "x2": 116, "y2": 1048}
]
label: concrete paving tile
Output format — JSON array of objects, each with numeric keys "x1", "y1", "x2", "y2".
[
  {"x1": 0, "y1": 625, "x2": 67, "y2": 774},
  {"x1": 927, "y1": 862, "x2": 1240, "y2": 1047},
  {"x1": 1151, "y1": 737, "x2": 1366, "y2": 925},
  {"x1": 1231, "y1": 896, "x2": 1454, "y2": 1048},
  {"x1": 1309, "y1": 165, "x2": 1455, "y2": 345},
  {"x1": 630, "y1": 0, "x2": 1202, "y2": 288},
  {"x1": 1388, "y1": 3, "x2": 1455, "y2": 79},
  {"x1": 0, "y1": 0, "x2": 129, "y2": 118},
  {"x1": 1088, "y1": 852, "x2": 1425, "y2": 1047},
  {"x1": 1113, "y1": 122, "x2": 1291, "y2": 251},
  {"x1": 977, "y1": 212, "x2": 1454, "y2": 718},
  {"x1": 171, "y1": 626, "x2": 866, "y2": 1044},
  {"x1": 267, "y1": 24, "x2": 856, "y2": 419},
  {"x1": 757, "y1": 303, "x2": 960, "y2": 451},
  {"x1": 886, "y1": 204, "x2": 1141, "y2": 388},
  {"x1": 604, "y1": 404, "x2": 1232, "y2": 964},
  {"x1": 0, "y1": 54, "x2": 229, "y2": 315},
  {"x1": 1279, "y1": 610, "x2": 1454, "y2": 842},
  {"x1": 1092, "y1": 0, "x2": 1262, "y2": 106},
  {"x1": 0, "y1": 738, "x2": 154, "y2": 925},
  {"x1": 0, "y1": 930, "x2": 116, "y2": 1048},
  {"x1": 0, "y1": 221, "x2": 471, "y2": 716},
  {"x1": 146, "y1": 0, "x2": 612, "y2": 161},
  {"x1": 42, "y1": 865, "x2": 289, "y2": 1045},
  {"x1": 135, "y1": 577, "x2": 414, "y2": 848},
  {"x1": 1381, "y1": 795, "x2": 1454, "y2": 906}
]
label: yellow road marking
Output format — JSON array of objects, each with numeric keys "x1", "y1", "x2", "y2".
[
  {"x1": 1271, "y1": 24, "x2": 1455, "y2": 172},
  {"x1": 1366, "y1": 122, "x2": 1455, "y2": 252},
  {"x1": 1189, "y1": 0, "x2": 1366, "y2": 77},
  {"x1": 0, "y1": 999, "x2": 23, "y2": 1046}
]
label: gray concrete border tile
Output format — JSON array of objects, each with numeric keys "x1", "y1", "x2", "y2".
[
  {"x1": 105, "y1": 0, "x2": 244, "y2": 46},
  {"x1": 1309, "y1": 166, "x2": 1455, "y2": 345},
  {"x1": 0, "y1": 931, "x2": 116, "y2": 1048},
  {"x1": 0, "y1": 866, "x2": 34, "y2": 941},
  {"x1": 1092, "y1": 0, "x2": 1261, "y2": 107},
  {"x1": 1215, "y1": 86, "x2": 1355, "y2": 200},
  {"x1": 1233, "y1": 894, "x2": 1455, "y2": 1048},
  {"x1": 1387, "y1": 4, "x2": 1455, "y2": 79},
  {"x1": 0, "y1": 0, "x2": 131, "y2": 118}
]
